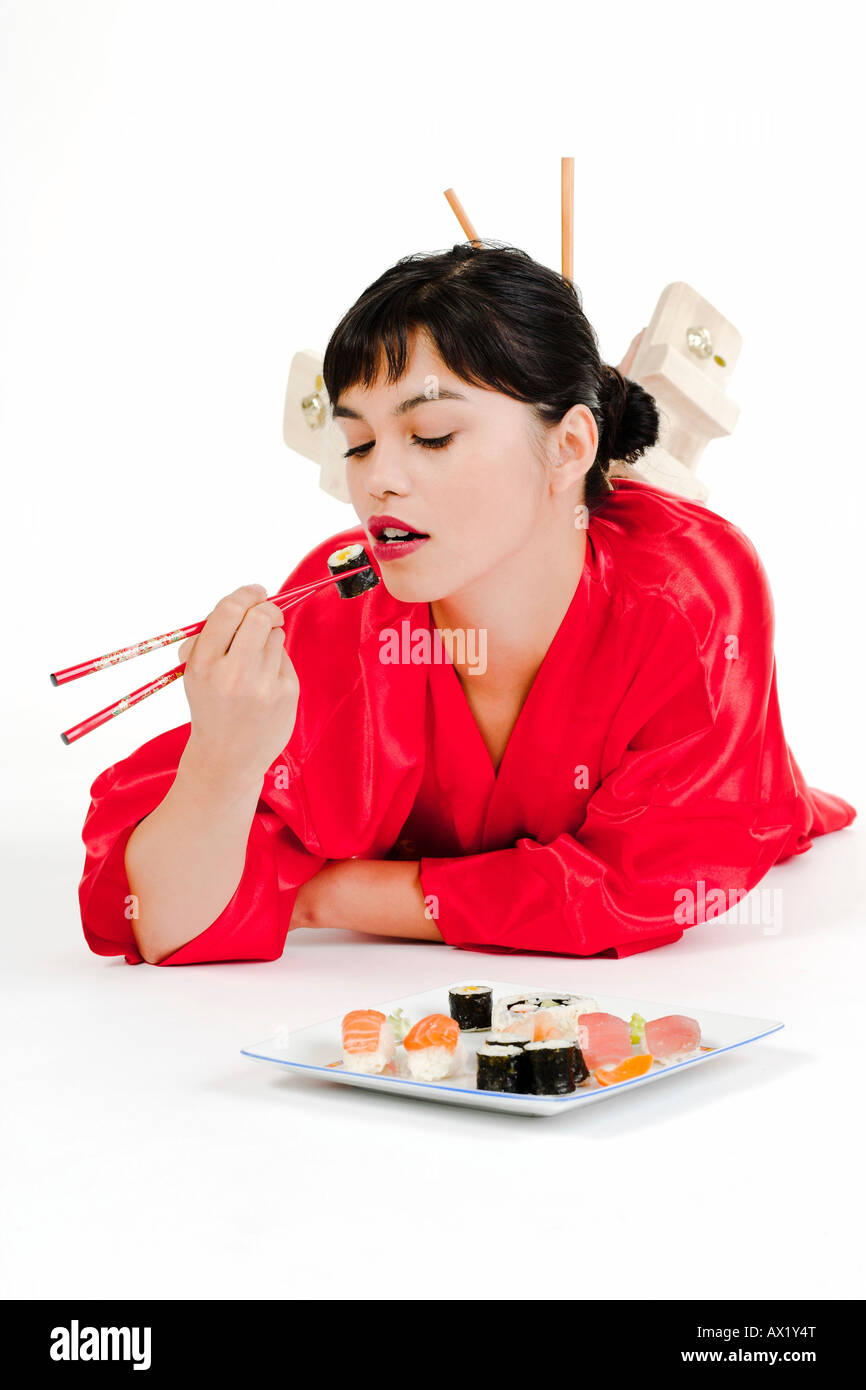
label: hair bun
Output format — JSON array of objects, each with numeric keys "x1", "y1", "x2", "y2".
[{"x1": 599, "y1": 364, "x2": 660, "y2": 466}]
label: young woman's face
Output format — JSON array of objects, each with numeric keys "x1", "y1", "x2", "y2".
[{"x1": 333, "y1": 330, "x2": 587, "y2": 604}]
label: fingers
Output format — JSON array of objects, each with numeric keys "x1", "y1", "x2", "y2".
[
  {"x1": 226, "y1": 598, "x2": 285, "y2": 668},
  {"x1": 186, "y1": 585, "x2": 269, "y2": 669},
  {"x1": 259, "y1": 624, "x2": 294, "y2": 681}
]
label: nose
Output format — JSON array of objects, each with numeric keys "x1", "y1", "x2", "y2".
[{"x1": 360, "y1": 439, "x2": 411, "y2": 501}]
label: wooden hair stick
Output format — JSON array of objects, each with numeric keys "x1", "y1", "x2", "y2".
[
  {"x1": 443, "y1": 188, "x2": 481, "y2": 246},
  {"x1": 561, "y1": 156, "x2": 574, "y2": 282}
]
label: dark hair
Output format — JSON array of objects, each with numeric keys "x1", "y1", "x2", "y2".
[{"x1": 322, "y1": 240, "x2": 660, "y2": 513}]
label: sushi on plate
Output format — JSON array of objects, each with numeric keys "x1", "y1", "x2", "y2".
[
  {"x1": 340, "y1": 1009, "x2": 396, "y2": 1074},
  {"x1": 448, "y1": 985, "x2": 493, "y2": 1032},
  {"x1": 492, "y1": 992, "x2": 599, "y2": 1039},
  {"x1": 524, "y1": 1039, "x2": 588, "y2": 1095},
  {"x1": 575, "y1": 1012, "x2": 634, "y2": 1072},
  {"x1": 476, "y1": 1044, "x2": 526, "y2": 1093},
  {"x1": 645, "y1": 1015, "x2": 702, "y2": 1064},
  {"x1": 403, "y1": 1014, "x2": 464, "y2": 1081}
]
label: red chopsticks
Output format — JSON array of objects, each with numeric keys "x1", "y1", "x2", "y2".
[{"x1": 53, "y1": 563, "x2": 372, "y2": 745}]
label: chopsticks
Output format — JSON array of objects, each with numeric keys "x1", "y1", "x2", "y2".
[
  {"x1": 561, "y1": 156, "x2": 574, "y2": 282},
  {"x1": 53, "y1": 563, "x2": 372, "y2": 745},
  {"x1": 60, "y1": 162, "x2": 571, "y2": 745},
  {"x1": 446, "y1": 157, "x2": 574, "y2": 280}
]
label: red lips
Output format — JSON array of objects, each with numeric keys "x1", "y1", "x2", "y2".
[{"x1": 366, "y1": 513, "x2": 430, "y2": 540}]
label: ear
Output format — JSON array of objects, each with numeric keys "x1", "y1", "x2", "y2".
[{"x1": 549, "y1": 402, "x2": 598, "y2": 494}]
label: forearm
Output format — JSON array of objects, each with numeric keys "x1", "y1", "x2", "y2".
[
  {"x1": 124, "y1": 738, "x2": 264, "y2": 964},
  {"x1": 295, "y1": 858, "x2": 443, "y2": 942}
]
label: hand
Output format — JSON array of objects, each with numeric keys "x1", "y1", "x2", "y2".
[
  {"x1": 177, "y1": 583, "x2": 299, "y2": 791},
  {"x1": 617, "y1": 328, "x2": 646, "y2": 377}
]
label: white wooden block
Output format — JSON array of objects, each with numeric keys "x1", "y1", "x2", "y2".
[
  {"x1": 282, "y1": 281, "x2": 742, "y2": 508},
  {"x1": 281, "y1": 349, "x2": 351, "y2": 503},
  {"x1": 620, "y1": 281, "x2": 743, "y2": 495}
]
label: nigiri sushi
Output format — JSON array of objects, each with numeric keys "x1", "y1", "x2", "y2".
[
  {"x1": 576, "y1": 1012, "x2": 633, "y2": 1072},
  {"x1": 402, "y1": 1013, "x2": 463, "y2": 1081},
  {"x1": 645, "y1": 1015, "x2": 702, "y2": 1064},
  {"x1": 341, "y1": 1009, "x2": 396, "y2": 1074}
]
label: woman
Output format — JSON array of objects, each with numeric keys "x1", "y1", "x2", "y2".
[{"x1": 78, "y1": 243, "x2": 856, "y2": 966}]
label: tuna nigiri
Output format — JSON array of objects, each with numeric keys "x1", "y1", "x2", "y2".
[
  {"x1": 576, "y1": 1012, "x2": 633, "y2": 1072},
  {"x1": 341, "y1": 1009, "x2": 396, "y2": 1074},
  {"x1": 644, "y1": 1015, "x2": 702, "y2": 1064},
  {"x1": 402, "y1": 1013, "x2": 463, "y2": 1081}
]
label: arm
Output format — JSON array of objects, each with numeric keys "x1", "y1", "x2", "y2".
[
  {"x1": 418, "y1": 711, "x2": 796, "y2": 960},
  {"x1": 118, "y1": 583, "x2": 299, "y2": 965},
  {"x1": 333, "y1": 547, "x2": 818, "y2": 959},
  {"x1": 79, "y1": 580, "x2": 328, "y2": 967},
  {"x1": 124, "y1": 739, "x2": 266, "y2": 964},
  {"x1": 79, "y1": 723, "x2": 328, "y2": 967},
  {"x1": 418, "y1": 562, "x2": 809, "y2": 958},
  {"x1": 291, "y1": 857, "x2": 442, "y2": 941}
]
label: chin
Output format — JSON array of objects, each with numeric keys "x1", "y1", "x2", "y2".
[{"x1": 379, "y1": 571, "x2": 437, "y2": 604}]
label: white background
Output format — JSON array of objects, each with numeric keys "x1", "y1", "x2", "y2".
[{"x1": 1, "y1": 0, "x2": 863, "y2": 1301}]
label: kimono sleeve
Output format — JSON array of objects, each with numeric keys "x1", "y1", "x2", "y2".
[
  {"x1": 78, "y1": 722, "x2": 327, "y2": 966},
  {"x1": 420, "y1": 579, "x2": 814, "y2": 959}
]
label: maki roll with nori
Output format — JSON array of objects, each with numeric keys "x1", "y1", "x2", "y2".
[
  {"x1": 448, "y1": 985, "x2": 493, "y2": 1032},
  {"x1": 482, "y1": 1032, "x2": 532, "y2": 1049},
  {"x1": 525, "y1": 1039, "x2": 588, "y2": 1095},
  {"x1": 476, "y1": 1045, "x2": 526, "y2": 1093},
  {"x1": 326, "y1": 543, "x2": 379, "y2": 599},
  {"x1": 481, "y1": 1032, "x2": 532, "y2": 1089}
]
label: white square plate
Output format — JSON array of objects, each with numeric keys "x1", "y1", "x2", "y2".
[{"x1": 240, "y1": 978, "x2": 784, "y2": 1117}]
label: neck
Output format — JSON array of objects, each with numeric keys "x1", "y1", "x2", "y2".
[{"x1": 429, "y1": 519, "x2": 588, "y2": 690}]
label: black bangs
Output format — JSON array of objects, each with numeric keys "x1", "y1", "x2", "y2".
[
  {"x1": 322, "y1": 241, "x2": 575, "y2": 412},
  {"x1": 321, "y1": 239, "x2": 660, "y2": 512}
]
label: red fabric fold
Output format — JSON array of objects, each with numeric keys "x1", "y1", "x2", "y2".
[{"x1": 77, "y1": 478, "x2": 856, "y2": 965}]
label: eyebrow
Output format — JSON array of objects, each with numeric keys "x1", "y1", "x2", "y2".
[{"x1": 332, "y1": 389, "x2": 468, "y2": 421}]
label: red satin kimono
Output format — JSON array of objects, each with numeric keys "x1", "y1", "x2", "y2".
[{"x1": 78, "y1": 478, "x2": 856, "y2": 966}]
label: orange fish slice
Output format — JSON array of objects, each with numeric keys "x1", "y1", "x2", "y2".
[
  {"x1": 342, "y1": 1009, "x2": 388, "y2": 1054},
  {"x1": 594, "y1": 1053, "x2": 654, "y2": 1086},
  {"x1": 403, "y1": 1013, "x2": 460, "y2": 1052}
]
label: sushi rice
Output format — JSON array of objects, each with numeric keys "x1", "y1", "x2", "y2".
[
  {"x1": 491, "y1": 992, "x2": 599, "y2": 1038},
  {"x1": 405, "y1": 1042, "x2": 465, "y2": 1082}
]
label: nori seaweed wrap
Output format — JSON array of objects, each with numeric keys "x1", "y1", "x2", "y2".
[
  {"x1": 481, "y1": 1033, "x2": 532, "y2": 1090},
  {"x1": 448, "y1": 985, "x2": 493, "y2": 1032},
  {"x1": 326, "y1": 543, "x2": 379, "y2": 599},
  {"x1": 525, "y1": 1040, "x2": 585, "y2": 1095},
  {"x1": 476, "y1": 1045, "x2": 525, "y2": 1093}
]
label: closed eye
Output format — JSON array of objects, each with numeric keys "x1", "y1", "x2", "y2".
[{"x1": 343, "y1": 433, "x2": 455, "y2": 459}]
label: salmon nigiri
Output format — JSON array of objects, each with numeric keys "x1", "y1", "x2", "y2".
[
  {"x1": 402, "y1": 1013, "x2": 463, "y2": 1081},
  {"x1": 341, "y1": 1009, "x2": 396, "y2": 1074}
]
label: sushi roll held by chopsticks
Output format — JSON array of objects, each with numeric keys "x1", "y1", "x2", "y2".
[{"x1": 327, "y1": 544, "x2": 379, "y2": 599}]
